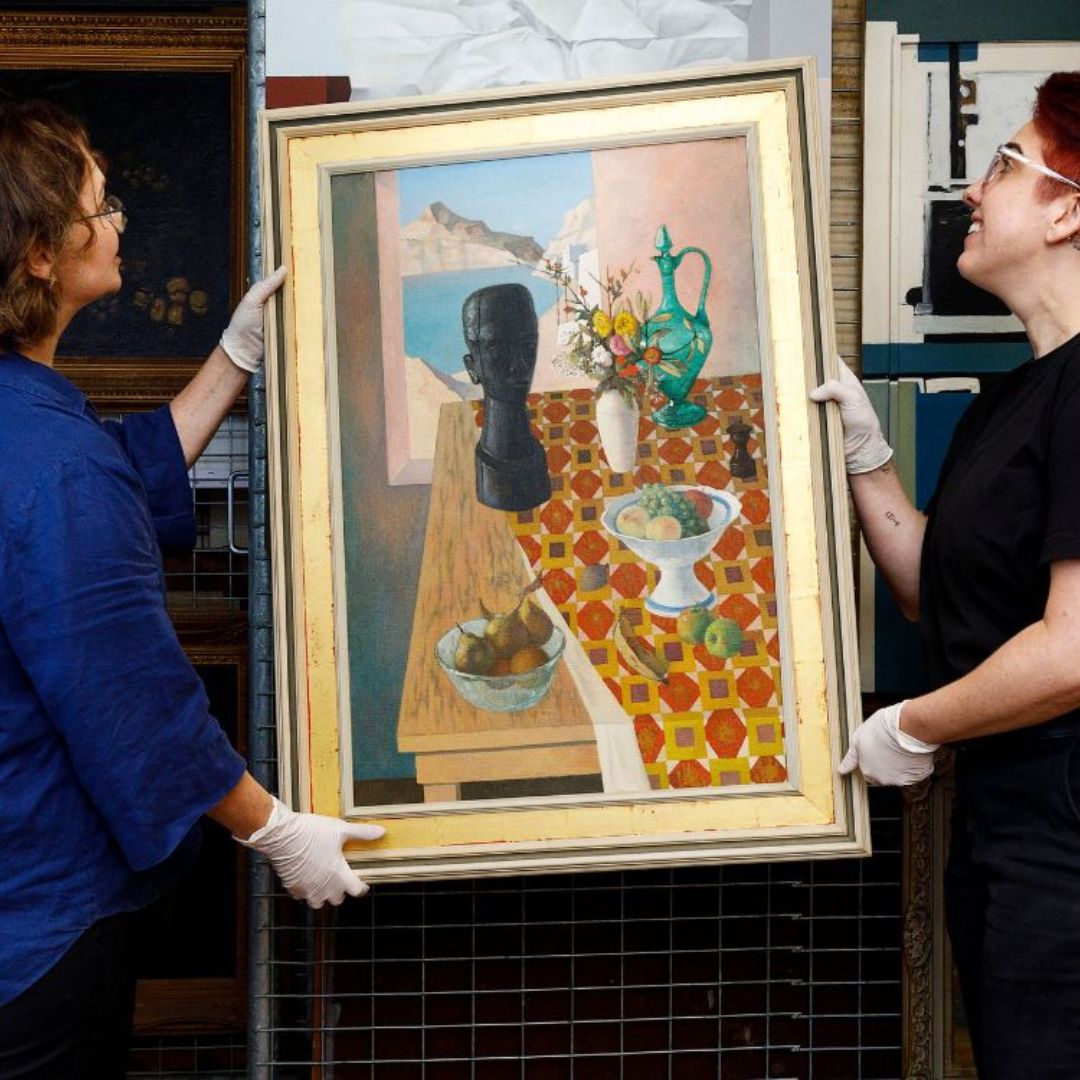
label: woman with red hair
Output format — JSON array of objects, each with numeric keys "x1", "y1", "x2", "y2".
[{"x1": 814, "y1": 73, "x2": 1080, "y2": 1076}]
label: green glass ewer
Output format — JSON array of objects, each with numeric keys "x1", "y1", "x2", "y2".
[{"x1": 646, "y1": 225, "x2": 713, "y2": 429}]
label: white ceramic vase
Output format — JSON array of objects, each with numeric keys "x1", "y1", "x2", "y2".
[{"x1": 595, "y1": 388, "x2": 640, "y2": 474}]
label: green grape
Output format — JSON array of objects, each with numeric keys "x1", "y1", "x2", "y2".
[{"x1": 635, "y1": 484, "x2": 708, "y2": 535}]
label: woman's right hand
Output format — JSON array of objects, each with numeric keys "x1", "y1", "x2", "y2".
[
  {"x1": 809, "y1": 358, "x2": 893, "y2": 474},
  {"x1": 236, "y1": 796, "x2": 385, "y2": 908},
  {"x1": 220, "y1": 265, "x2": 287, "y2": 374}
]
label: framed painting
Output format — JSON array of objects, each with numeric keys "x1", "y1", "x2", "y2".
[
  {"x1": 0, "y1": 11, "x2": 246, "y2": 410},
  {"x1": 262, "y1": 59, "x2": 868, "y2": 880},
  {"x1": 902, "y1": 756, "x2": 976, "y2": 1079}
]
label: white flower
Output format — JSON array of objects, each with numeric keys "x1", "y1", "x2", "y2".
[
  {"x1": 552, "y1": 350, "x2": 577, "y2": 375},
  {"x1": 591, "y1": 344, "x2": 613, "y2": 369}
]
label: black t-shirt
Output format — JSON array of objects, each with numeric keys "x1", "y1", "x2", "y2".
[{"x1": 920, "y1": 331, "x2": 1080, "y2": 722}]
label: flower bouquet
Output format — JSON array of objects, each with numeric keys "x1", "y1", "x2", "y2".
[
  {"x1": 540, "y1": 259, "x2": 688, "y2": 408},
  {"x1": 537, "y1": 258, "x2": 699, "y2": 472}
]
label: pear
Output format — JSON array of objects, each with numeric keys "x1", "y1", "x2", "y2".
[
  {"x1": 510, "y1": 644, "x2": 549, "y2": 673},
  {"x1": 483, "y1": 608, "x2": 530, "y2": 660},
  {"x1": 454, "y1": 625, "x2": 495, "y2": 675},
  {"x1": 517, "y1": 593, "x2": 553, "y2": 645}
]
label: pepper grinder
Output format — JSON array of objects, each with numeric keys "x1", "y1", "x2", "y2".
[{"x1": 726, "y1": 417, "x2": 757, "y2": 481}]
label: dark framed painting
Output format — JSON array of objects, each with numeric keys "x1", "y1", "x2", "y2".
[
  {"x1": 902, "y1": 752, "x2": 976, "y2": 1078},
  {"x1": 0, "y1": 11, "x2": 246, "y2": 409}
]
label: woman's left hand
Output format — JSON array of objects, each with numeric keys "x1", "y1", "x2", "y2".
[
  {"x1": 220, "y1": 265, "x2": 287, "y2": 373},
  {"x1": 840, "y1": 701, "x2": 939, "y2": 785}
]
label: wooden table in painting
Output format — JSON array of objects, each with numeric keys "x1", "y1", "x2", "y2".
[
  {"x1": 396, "y1": 403, "x2": 602, "y2": 803},
  {"x1": 397, "y1": 376, "x2": 786, "y2": 802}
]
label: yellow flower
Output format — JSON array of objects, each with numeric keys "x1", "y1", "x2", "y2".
[
  {"x1": 614, "y1": 310, "x2": 639, "y2": 337},
  {"x1": 592, "y1": 310, "x2": 613, "y2": 337}
]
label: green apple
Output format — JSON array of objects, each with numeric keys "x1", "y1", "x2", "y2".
[
  {"x1": 704, "y1": 617, "x2": 744, "y2": 659},
  {"x1": 676, "y1": 606, "x2": 713, "y2": 644}
]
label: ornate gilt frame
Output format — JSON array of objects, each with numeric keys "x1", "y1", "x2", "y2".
[
  {"x1": 903, "y1": 753, "x2": 975, "y2": 1078},
  {"x1": 0, "y1": 12, "x2": 246, "y2": 410}
]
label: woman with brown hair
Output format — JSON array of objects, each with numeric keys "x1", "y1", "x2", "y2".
[
  {"x1": 0, "y1": 100, "x2": 384, "y2": 1077},
  {"x1": 814, "y1": 73, "x2": 1080, "y2": 1077}
]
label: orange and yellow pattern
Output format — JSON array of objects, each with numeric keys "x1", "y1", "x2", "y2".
[{"x1": 477, "y1": 376, "x2": 786, "y2": 791}]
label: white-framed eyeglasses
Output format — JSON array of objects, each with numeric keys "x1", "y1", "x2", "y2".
[
  {"x1": 981, "y1": 144, "x2": 1080, "y2": 192},
  {"x1": 81, "y1": 194, "x2": 128, "y2": 234}
]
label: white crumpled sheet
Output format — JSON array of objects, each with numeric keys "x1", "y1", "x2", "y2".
[{"x1": 340, "y1": 0, "x2": 752, "y2": 99}]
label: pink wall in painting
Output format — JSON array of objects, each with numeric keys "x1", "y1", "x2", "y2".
[{"x1": 591, "y1": 137, "x2": 761, "y2": 377}]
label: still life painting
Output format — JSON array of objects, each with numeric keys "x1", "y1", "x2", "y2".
[{"x1": 263, "y1": 60, "x2": 866, "y2": 880}]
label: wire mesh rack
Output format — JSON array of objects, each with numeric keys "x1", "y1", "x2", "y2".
[
  {"x1": 163, "y1": 414, "x2": 251, "y2": 614},
  {"x1": 246, "y1": 792, "x2": 902, "y2": 1079},
  {"x1": 127, "y1": 1033, "x2": 246, "y2": 1079}
]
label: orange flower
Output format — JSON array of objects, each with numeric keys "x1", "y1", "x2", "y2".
[
  {"x1": 642, "y1": 346, "x2": 662, "y2": 365},
  {"x1": 618, "y1": 363, "x2": 641, "y2": 378}
]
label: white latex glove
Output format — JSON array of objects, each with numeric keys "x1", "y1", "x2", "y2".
[
  {"x1": 236, "y1": 796, "x2": 385, "y2": 908},
  {"x1": 809, "y1": 358, "x2": 893, "y2": 474},
  {"x1": 839, "y1": 701, "x2": 939, "y2": 786},
  {"x1": 219, "y1": 265, "x2": 287, "y2": 373}
]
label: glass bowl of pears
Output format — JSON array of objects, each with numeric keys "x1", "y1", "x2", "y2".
[{"x1": 435, "y1": 582, "x2": 566, "y2": 712}]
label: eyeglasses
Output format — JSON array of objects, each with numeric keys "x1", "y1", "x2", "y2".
[
  {"x1": 981, "y1": 144, "x2": 1080, "y2": 192},
  {"x1": 81, "y1": 194, "x2": 127, "y2": 234}
]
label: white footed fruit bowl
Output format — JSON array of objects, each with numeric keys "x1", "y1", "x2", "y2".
[{"x1": 601, "y1": 485, "x2": 742, "y2": 615}]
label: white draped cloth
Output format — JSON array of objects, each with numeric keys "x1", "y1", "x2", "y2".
[{"x1": 339, "y1": 0, "x2": 752, "y2": 99}]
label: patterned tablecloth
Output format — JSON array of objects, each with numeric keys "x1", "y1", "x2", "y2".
[{"x1": 476, "y1": 375, "x2": 787, "y2": 791}]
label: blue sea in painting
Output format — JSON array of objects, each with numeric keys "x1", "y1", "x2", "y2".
[{"x1": 402, "y1": 266, "x2": 558, "y2": 375}]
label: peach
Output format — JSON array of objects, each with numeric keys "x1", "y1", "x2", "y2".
[
  {"x1": 615, "y1": 504, "x2": 650, "y2": 538},
  {"x1": 645, "y1": 515, "x2": 682, "y2": 541}
]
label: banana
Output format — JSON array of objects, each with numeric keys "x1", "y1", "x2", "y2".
[{"x1": 613, "y1": 610, "x2": 669, "y2": 682}]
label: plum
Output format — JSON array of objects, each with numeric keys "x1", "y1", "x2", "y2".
[{"x1": 683, "y1": 489, "x2": 713, "y2": 523}]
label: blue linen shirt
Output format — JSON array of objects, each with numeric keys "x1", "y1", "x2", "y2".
[{"x1": 0, "y1": 352, "x2": 247, "y2": 1006}]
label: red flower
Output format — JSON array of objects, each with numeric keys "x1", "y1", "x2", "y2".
[
  {"x1": 619, "y1": 363, "x2": 641, "y2": 378},
  {"x1": 642, "y1": 346, "x2": 662, "y2": 365}
]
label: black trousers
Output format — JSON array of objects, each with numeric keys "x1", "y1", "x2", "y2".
[
  {"x1": 946, "y1": 731, "x2": 1080, "y2": 1079},
  {"x1": 0, "y1": 910, "x2": 140, "y2": 1080}
]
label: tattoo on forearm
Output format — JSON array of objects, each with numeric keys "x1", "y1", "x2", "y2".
[{"x1": 884, "y1": 511, "x2": 900, "y2": 527}]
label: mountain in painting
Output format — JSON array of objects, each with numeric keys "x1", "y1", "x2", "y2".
[
  {"x1": 541, "y1": 195, "x2": 597, "y2": 268},
  {"x1": 400, "y1": 201, "x2": 544, "y2": 275},
  {"x1": 405, "y1": 352, "x2": 479, "y2": 404}
]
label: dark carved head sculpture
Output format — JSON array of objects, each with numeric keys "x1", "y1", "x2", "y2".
[
  {"x1": 462, "y1": 283, "x2": 540, "y2": 398},
  {"x1": 461, "y1": 283, "x2": 550, "y2": 511}
]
